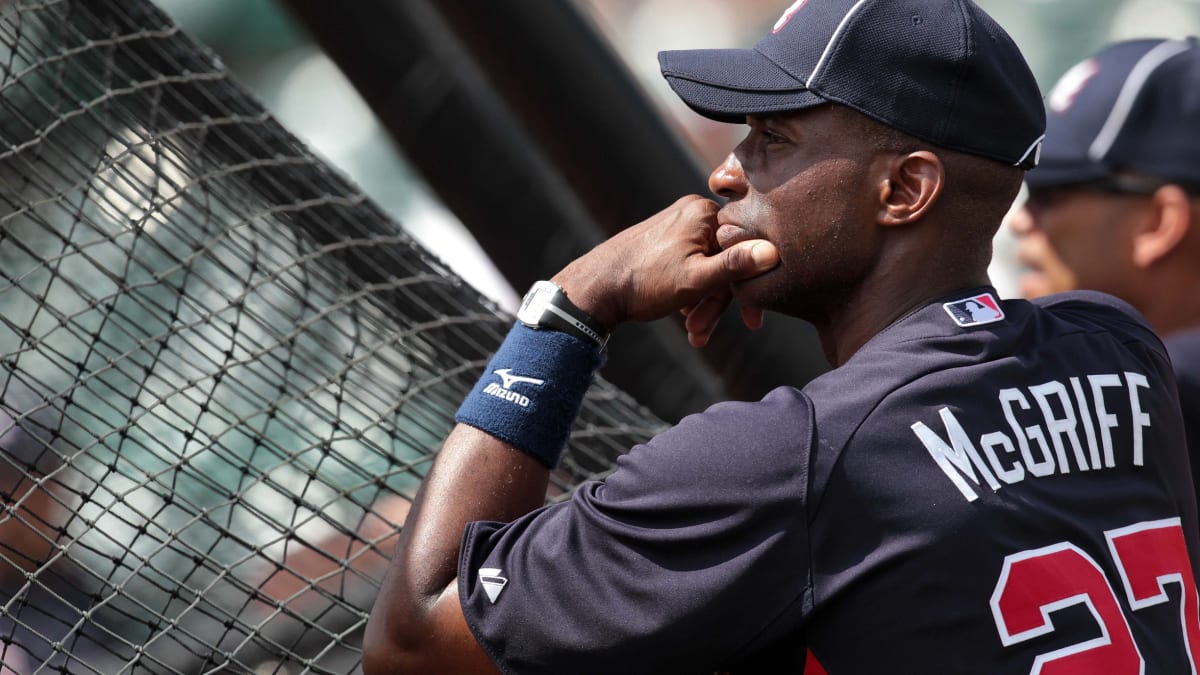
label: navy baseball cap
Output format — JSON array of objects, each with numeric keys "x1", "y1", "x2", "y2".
[
  {"x1": 658, "y1": 0, "x2": 1046, "y2": 169},
  {"x1": 1026, "y1": 37, "x2": 1200, "y2": 189}
]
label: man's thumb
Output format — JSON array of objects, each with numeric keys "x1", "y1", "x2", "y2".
[
  {"x1": 723, "y1": 240, "x2": 779, "y2": 276},
  {"x1": 749, "y1": 241, "x2": 779, "y2": 269}
]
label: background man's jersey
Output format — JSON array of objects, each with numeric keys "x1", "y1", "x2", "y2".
[
  {"x1": 457, "y1": 289, "x2": 1198, "y2": 674},
  {"x1": 1166, "y1": 329, "x2": 1200, "y2": 504}
]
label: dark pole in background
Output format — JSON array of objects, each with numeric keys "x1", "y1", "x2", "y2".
[{"x1": 280, "y1": 0, "x2": 830, "y2": 422}]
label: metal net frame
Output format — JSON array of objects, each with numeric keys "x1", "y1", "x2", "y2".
[{"x1": 0, "y1": 0, "x2": 666, "y2": 671}]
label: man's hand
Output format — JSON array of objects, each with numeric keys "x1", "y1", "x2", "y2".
[{"x1": 551, "y1": 196, "x2": 778, "y2": 345}]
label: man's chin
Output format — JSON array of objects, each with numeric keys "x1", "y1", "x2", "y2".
[
  {"x1": 730, "y1": 275, "x2": 770, "y2": 305},
  {"x1": 1018, "y1": 271, "x2": 1057, "y2": 300},
  {"x1": 730, "y1": 272, "x2": 790, "y2": 316}
]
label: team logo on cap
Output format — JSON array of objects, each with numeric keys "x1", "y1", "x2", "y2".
[
  {"x1": 943, "y1": 293, "x2": 1005, "y2": 327},
  {"x1": 1047, "y1": 58, "x2": 1100, "y2": 114},
  {"x1": 773, "y1": 0, "x2": 809, "y2": 33}
]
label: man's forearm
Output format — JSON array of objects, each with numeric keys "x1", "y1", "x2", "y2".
[{"x1": 364, "y1": 424, "x2": 547, "y2": 673}]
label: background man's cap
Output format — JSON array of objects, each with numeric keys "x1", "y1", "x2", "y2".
[
  {"x1": 1026, "y1": 37, "x2": 1200, "y2": 188},
  {"x1": 658, "y1": 0, "x2": 1046, "y2": 169}
]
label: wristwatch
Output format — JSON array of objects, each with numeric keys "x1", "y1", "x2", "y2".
[{"x1": 516, "y1": 281, "x2": 609, "y2": 348}]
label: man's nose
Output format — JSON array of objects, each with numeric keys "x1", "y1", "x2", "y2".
[
  {"x1": 1008, "y1": 203, "x2": 1037, "y2": 236},
  {"x1": 708, "y1": 153, "x2": 748, "y2": 200}
]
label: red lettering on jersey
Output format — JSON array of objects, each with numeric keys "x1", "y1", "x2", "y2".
[
  {"x1": 1107, "y1": 519, "x2": 1200, "y2": 670},
  {"x1": 993, "y1": 544, "x2": 1142, "y2": 673},
  {"x1": 804, "y1": 649, "x2": 828, "y2": 674},
  {"x1": 992, "y1": 519, "x2": 1200, "y2": 672}
]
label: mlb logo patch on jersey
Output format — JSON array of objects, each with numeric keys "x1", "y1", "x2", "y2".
[{"x1": 943, "y1": 293, "x2": 1005, "y2": 327}]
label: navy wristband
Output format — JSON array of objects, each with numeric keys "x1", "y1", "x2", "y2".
[{"x1": 455, "y1": 323, "x2": 604, "y2": 468}]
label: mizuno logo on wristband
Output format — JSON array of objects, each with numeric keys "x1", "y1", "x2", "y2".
[
  {"x1": 494, "y1": 369, "x2": 545, "y2": 389},
  {"x1": 483, "y1": 369, "x2": 545, "y2": 408}
]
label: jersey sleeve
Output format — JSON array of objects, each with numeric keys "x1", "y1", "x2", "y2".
[
  {"x1": 457, "y1": 386, "x2": 816, "y2": 674},
  {"x1": 1034, "y1": 290, "x2": 1166, "y2": 351}
]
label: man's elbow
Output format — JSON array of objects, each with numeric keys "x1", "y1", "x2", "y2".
[
  {"x1": 362, "y1": 642, "x2": 404, "y2": 675},
  {"x1": 363, "y1": 588, "x2": 495, "y2": 673},
  {"x1": 361, "y1": 643, "x2": 393, "y2": 675},
  {"x1": 362, "y1": 625, "x2": 486, "y2": 675},
  {"x1": 361, "y1": 610, "x2": 448, "y2": 674},
  {"x1": 362, "y1": 613, "x2": 411, "y2": 675}
]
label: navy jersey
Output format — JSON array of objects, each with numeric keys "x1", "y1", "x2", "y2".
[
  {"x1": 1166, "y1": 328, "x2": 1200, "y2": 502},
  {"x1": 458, "y1": 288, "x2": 1198, "y2": 674}
]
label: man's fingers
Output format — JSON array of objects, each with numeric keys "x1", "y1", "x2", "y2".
[
  {"x1": 741, "y1": 304, "x2": 765, "y2": 330},
  {"x1": 676, "y1": 241, "x2": 773, "y2": 346},
  {"x1": 684, "y1": 293, "x2": 731, "y2": 348},
  {"x1": 686, "y1": 296, "x2": 762, "y2": 346}
]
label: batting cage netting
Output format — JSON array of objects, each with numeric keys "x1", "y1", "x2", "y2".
[{"x1": 0, "y1": 0, "x2": 666, "y2": 671}]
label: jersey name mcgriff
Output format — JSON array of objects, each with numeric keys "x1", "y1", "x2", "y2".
[{"x1": 912, "y1": 370, "x2": 1152, "y2": 502}]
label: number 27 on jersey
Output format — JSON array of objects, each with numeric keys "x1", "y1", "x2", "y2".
[{"x1": 992, "y1": 518, "x2": 1200, "y2": 674}]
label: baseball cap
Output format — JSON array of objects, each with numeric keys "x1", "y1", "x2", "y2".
[
  {"x1": 658, "y1": 0, "x2": 1046, "y2": 168},
  {"x1": 1026, "y1": 37, "x2": 1200, "y2": 188}
]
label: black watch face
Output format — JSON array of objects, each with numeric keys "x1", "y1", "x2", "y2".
[{"x1": 518, "y1": 284, "x2": 556, "y2": 324}]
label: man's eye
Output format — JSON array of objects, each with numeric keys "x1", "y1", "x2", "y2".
[
  {"x1": 763, "y1": 130, "x2": 788, "y2": 144},
  {"x1": 1025, "y1": 188, "x2": 1066, "y2": 210}
]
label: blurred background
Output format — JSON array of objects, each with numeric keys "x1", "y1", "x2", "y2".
[{"x1": 155, "y1": 0, "x2": 1200, "y2": 307}]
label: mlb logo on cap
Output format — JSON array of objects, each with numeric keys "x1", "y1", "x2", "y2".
[
  {"x1": 943, "y1": 293, "x2": 1005, "y2": 327},
  {"x1": 773, "y1": 0, "x2": 809, "y2": 33}
]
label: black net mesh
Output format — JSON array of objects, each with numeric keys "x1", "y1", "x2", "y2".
[{"x1": 0, "y1": 0, "x2": 665, "y2": 671}]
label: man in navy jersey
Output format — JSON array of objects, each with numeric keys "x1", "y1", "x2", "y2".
[
  {"x1": 1009, "y1": 38, "x2": 1200, "y2": 503},
  {"x1": 364, "y1": 1, "x2": 1200, "y2": 673}
]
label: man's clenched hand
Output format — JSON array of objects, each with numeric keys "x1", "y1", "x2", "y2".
[{"x1": 551, "y1": 195, "x2": 778, "y2": 345}]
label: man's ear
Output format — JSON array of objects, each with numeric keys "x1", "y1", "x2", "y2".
[
  {"x1": 877, "y1": 151, "x2": 945, "y2": 227},
  {"x1": 1131, "y1": 184, "x2": 1192, "y2": 268}
]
